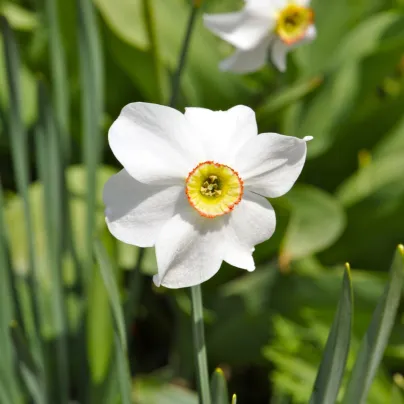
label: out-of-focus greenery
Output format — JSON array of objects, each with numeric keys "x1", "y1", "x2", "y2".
[{"x1": 1, "y1": 0, "x2": 404, "y2": 403}]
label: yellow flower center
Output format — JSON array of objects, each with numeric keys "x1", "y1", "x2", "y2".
[
  {"x1": 275, "y1": 4, "x2": 314, "y2": 45},
  {"x1": 185, "y1": 161, "x2": 243, "y2": 218}
]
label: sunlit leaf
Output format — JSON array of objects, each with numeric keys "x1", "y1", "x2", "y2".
[
  {"x1": 342, "y1": 245, "x2": 404, "y2": 404},
  {"x1": 281, "y1": 185, "x2": 346, "y2": 262},
  {"x1": 309, "y1": 264, "x2": 352, "y2": 404}
]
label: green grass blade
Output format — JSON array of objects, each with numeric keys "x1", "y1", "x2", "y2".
[
  {"x1": 10, "y1": 322, "x2": 46, "y2": 404},
  {"x1": 231, "y1": 393, "x2": 237, "y2": 404},
  {"x1": 114, "y1": 332, "x2": 132, "y2": 404},
  {"x1": 36, "y1": 81, "x2": 69, "y2": 404},
  {"x1": 94, "y1": 239, "x2": 127, "y2": 353},
  {"x1": 342, "y1": 245, "x2": 404, "y2": 404},
  {"x1": 87, "y1": 264, "x2": 113, "y2": 385},
  {"x1": 0, "y1": 378, "x2": 14, "y2": 404},
  {"x1": 0, "y1": 181, "x2": 22, "y2": 403},
  {"x1": 0, "y1": 16, "x2": 35, "y2": 278},
  {"x1": 77, "y1": 0, "x2": 104, "y2": 275},
  {"x1": 0, "y1": 14, "x2": 44, "y2": 381},
  {"x1": 309, "y1": 263, "x2": 353, "y2": 404},
  {"x1": 211, "y1": 368, "x2": 229, "y2": 404},
  {"x1": 44, "y1": 0, "x2": 70, "y2": 159},
  {"x1": 191, "y1": 284, "x2": 211, "y2": 404}
]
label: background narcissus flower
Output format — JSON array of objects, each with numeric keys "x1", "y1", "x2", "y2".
[
  {"x1": 204, "y1": 0, "x2": 316, "y2": 72},
  {"x1": 103, "y1": 103, "x2": 311, "y2": 288}
]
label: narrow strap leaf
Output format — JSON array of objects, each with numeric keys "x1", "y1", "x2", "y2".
[
  {"x1": 342, "y1": 245, "x2": 404, "y2": 404},
  {"x1": 309, "y1": 263, "x2": 353, "y2": 404},
  {"x1": 211, "y1": 368, "x2": 229, "y2": 404}
]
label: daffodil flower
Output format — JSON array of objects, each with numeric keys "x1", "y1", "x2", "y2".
[
  {"x1": 204, "y1": 0, "x2": 316, "y2": 73},
  {"x1": 103, "y1": 103, "x2": 311, "y2": 288}
]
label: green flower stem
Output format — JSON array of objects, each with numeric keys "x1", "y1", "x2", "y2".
[
  {"x1": 191, "y1": 284, "x2": 211, "y2": 404},
  {"x1": 143, "y1": 0, "x2": 165, "y2": 104},
  {"x1": 170, "y1": 1, "x2": 199, "y2": 108}
]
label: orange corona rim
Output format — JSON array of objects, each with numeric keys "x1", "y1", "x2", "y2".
[
  {"x1": 275, "y1": 4, "x2": 314, "y2": 45},
  {"x1": 185, "y1": 161, "x2": 244, "y2": 218}
]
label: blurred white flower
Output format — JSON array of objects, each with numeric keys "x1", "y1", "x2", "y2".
[
  {"x1": 204, "y1": 0, "x2": 316, "y2": 73},
  {"x1": 104, "y1": 103, "x2": 311, "y2": 288}
]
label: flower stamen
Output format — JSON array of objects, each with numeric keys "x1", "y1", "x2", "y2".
[
  {"x1": 275, "y1": 4, "x2": 314, "y2": 45},
  {"x1": 186, "y1": 161, "x2": 243, "y2": 218},
  {"x1": 201, "y1": 175, "x2": 222, "y2": 197}
]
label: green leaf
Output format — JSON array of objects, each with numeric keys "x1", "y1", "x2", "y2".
[
  {"x1": 44, "y1": 0, "x2": 70, "y2": 159},
  {"x1": 35, "y1": 81, "x2": 69, "y2": 403},
  {"x1": 87, "y1": 264, "x2": 113, "y2": 384},
  {"x1": 1, "y1": 17, "x2": 45, "y2": 382},
  {"x1": 309, "y1": 264, "x2": 353, "y2": 404},
  {"x1": 256, "y1": 76, "x2": 323, "y2": 126},
  {"x1": 133, "y1": 376, "x2": 198, "y2": 404},
  {"x1": 342, "y1": 245, "x2": 404, "y2": 404},
  {"x1": 211, "y1": 368, "x2": 229, "y2": 404},
  {"x1": 104, "y1": 28, "x2": 170, "y2": 102},
  {"x1": 374, "y1": 115, "x2": 404, "y2": 160},
  {"x1": 0, "y1": 32, "x2": 37, "y2": 125},
  {"x1": 77, "y1": 0, "x2": 104, "y2": 275},
  {"x1": 94, "y1": 0, "x2": 148, "y2": 49},
  {"x1": 94, "y1": 240, "x2": 127, "y2": 353},
  {"x1": 94, "y1": 0, "x2": 248, "y2": 107},
  {"x1": 280, "y1": 185, "x2": 346, "y2": 263},
  {"x1": 391, "y1": 375, "x2": 404, "y2": 404},
  {"x1": 10, "y1": 322, "x2": 46, "y2": 404},
  {"x1": 301, "y1": 63, "x2": 360, "y2": 158},
  {"x1": 328, "y1": 12, "x2": 404, "y2": 68},
  {"x1": 114, "y1": 332, "x2": 132, "y2": 404},
  {"x1": 0, "y1": 2, "x2": 38, "y2": 31},
  {"x1": 337, "y1": 154, "x2": 404, "y2": 207},
  {"x1": 0, "y1": 182, "x2": 21, "y2": 404}
]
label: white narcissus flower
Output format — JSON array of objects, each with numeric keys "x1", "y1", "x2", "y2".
[
  {"x1": 103, "y1": 103, "x2": 311, "y2": 288},
  {"x1": 204, "y1": 0, "x2": 316, "y2": 73}
]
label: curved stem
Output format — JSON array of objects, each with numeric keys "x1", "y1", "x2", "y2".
[{"x1": 170, "y1": 2, "x2": 199, "y2": 108}]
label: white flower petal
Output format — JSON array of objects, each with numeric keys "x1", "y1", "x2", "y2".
[
  {"x1": 109, "y1": 102, "x2": 203, "y2": 184},
  {"x1": 229, "y1": 191, "x2": 276, "y2": 249},
  {"x1": 154, "y1": 208, "x2": 224, "y2": 288},
  {"x1": 236, "y1": 133, "x2": 309, "y2": 198},
  {"x1": 295, "y1": 0, "x2": 311, "y2": 7},
  {"x1": 184, "y1": 105, "x2": 258, "y2": 164},
  {"x1": 271, "y1": 24, "x2": 317, "y2": 72},
  {"x1": 271, "y1": 38, "x2": 288, "y2": 72},
  {"x1": 222, "y1": 220, "x2": 256, "y2": 272},
  {"x1": 245, "y1": 0, "x2": 286, "y2": 15},
  {"x1": 203, "y1": 10, "x2": 271, "y2": 51},
  {"x1": 220, "y1": 37, "x2": 271, "y2": 74},
  {"x1": 103, "y1": 169, "x2": 183, "y2": 247}
]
